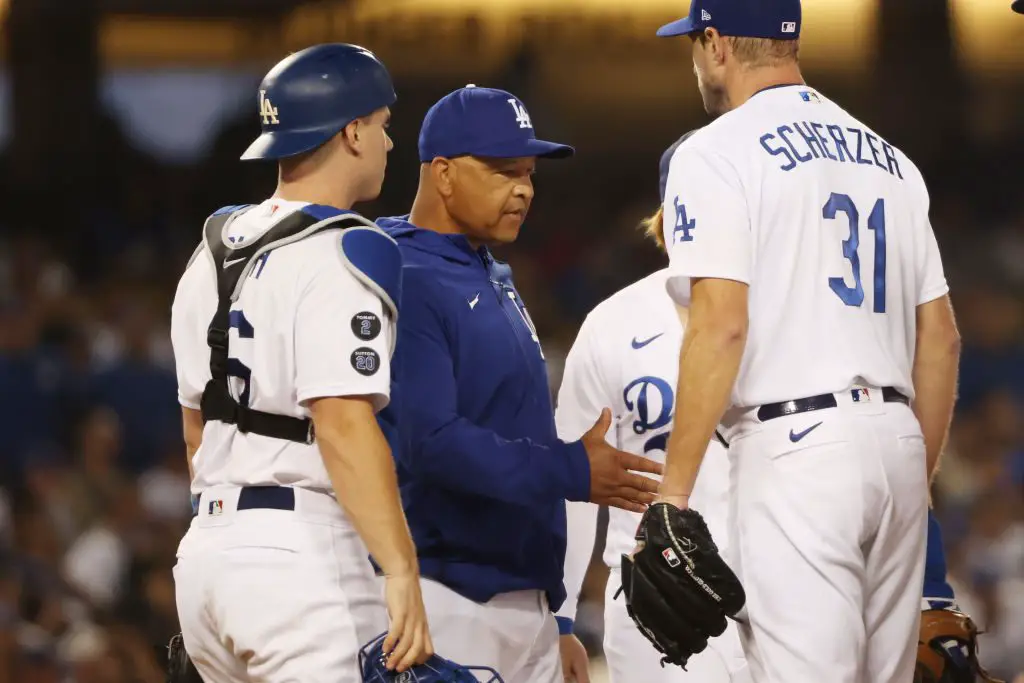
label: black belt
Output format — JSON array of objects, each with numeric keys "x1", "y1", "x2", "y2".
[
  {"x1": 192, "y1": 486, "x2": 295, "y2": 518},
  {"x1": 757, "y1": 386, "x2": 909, "y2": 422}
]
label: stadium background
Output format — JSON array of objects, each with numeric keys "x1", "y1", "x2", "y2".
[{"x1": 0, "y1": 0, "x2": 1021, "y2": 681}]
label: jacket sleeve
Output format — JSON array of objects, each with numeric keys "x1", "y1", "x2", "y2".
[
  {"x1": 393, "y1": 272, "x2": 591, "y2": 508},
  {"x1": 553, "y1": 312, "x2": 614, "y2": 631}
]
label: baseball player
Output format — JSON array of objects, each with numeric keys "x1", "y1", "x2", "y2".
[
  {"x1": 645, "y1": 0, "x2": 962, "y2": 681},
  {"x1": 374, "y1": 85, "x2": 662, "y2": 683},
  {"x1": 557, "y1": 132, "x2": 749, "y2": 683},
  {"x1": 169, "y1": 44, "x2": 432, "y2": 682}
]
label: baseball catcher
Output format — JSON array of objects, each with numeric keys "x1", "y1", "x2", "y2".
[
  {"x1": 915, "y1": 607, "x2": 1004, "y2": 683},
  {"x1": 619, "y1": 502, "x2": 746, "y2": 669}
]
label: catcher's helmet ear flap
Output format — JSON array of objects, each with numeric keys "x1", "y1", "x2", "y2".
[
  {"x1": 241, "y1": 43, "x2": 397, "y2": 161},
  {"x1": 359, "y1": 633, "x2": 504, "y2": 682}
]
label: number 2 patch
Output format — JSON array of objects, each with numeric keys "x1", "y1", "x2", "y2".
[
  {"x1": 350, "y1": 311, "x2": 381, "y2": 341},
  {"x1": 351, "y1": 348, "x2": 380, "y2": 376}
]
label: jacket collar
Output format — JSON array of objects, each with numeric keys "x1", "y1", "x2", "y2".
[{"x1": 376, "y1": 215, "x2": 494, "y2": 267}]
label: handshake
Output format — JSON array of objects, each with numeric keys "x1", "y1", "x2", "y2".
[{"x1": 580, "y1": 407, "x2": 663, "y2": 511}]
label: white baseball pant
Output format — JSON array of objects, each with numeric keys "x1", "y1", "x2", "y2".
[
  {"x1": 173, "y1": 486, "x2": 387, "y2": 683},
  {"x1": 603, "y1": 567, "x2": 750, "y2": 683},
  {"x1": 415, "y1": 577, "x2": 560, "y2": 683},
  {"x1": 723, "y1": 391, "x2": 928, "y2": 683}
]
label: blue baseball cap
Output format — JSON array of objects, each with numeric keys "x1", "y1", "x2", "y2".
[
  {"x1": 659, "y1": 130, "x2": 700, "y2": 201},
  {"x1": 418, "y1": 85, "x2": 574, "y2": 162},
  {"x1": 657, "y1": 0, "x2": 802, "y2": 39}
]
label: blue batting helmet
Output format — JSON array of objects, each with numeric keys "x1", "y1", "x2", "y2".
[
  {"x1": 241, "y1": 43, "x2": 397, "y2": 161},
  {"x1": 359, "y1": 633, "x2": 504, "y2": 683}
]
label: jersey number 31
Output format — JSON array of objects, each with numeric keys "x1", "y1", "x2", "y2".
[{"x1": 823, "y1": 193, "x2": 886, "y2": 313}]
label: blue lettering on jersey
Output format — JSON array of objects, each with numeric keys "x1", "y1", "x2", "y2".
[
  {"x1": 624, "y1": 376, "x2": 675, "y2": 456},
  {"x1": 623, "y1": 376, "x2": 674, "y2": 435},
  {"x1": 672, "y1": 197, "x2": 696, "y2": 243},
  {"x1": 759, "y1": 122, "x2": 903, "y2": 179},
  {"x1": 643, "y1": 431, "x2": 670, "y2": 455}
]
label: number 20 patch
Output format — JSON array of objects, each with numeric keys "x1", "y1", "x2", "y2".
[{"x1": 351, "y1": 348, "x2": 380, "y2": 376}]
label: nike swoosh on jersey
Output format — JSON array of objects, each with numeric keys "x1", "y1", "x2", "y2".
[
  {"x1": 223, "y1": 256, "x2": 246, "y2": 269},
  {"x1": 789, "y1": 421, "x2": 823, "y2": 442},
  {"x1": 631, "y1": 333, "x2": 663, "y2": 349}
]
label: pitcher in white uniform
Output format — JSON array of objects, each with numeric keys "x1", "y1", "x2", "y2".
[
  {"x1": 169, "y1": 44, "x2": 433, "y2": 683},
  {"x1": 652, "y1": 1, "x2": 961, "y2": 682},
  {"x1": 557, "y1": 131, "x2": 750, "y2": 683}
]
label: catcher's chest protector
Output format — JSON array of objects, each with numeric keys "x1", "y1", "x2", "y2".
[{"x1": 198, "y1": 207, "x2": 384, "y2": 444}]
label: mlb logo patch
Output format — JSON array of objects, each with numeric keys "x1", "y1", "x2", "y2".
[
  {"x1": 662, "y1": 547, "x2": 681, "y2": 568},
  {"x1": 799, "y1": 90, "x2": 822, "y2": 104},
  {"x1": 209, "y1": 499, "x2": 224, "y2": 516},
  {"x1": 851, "y1": 387, "x2": 870, "y2": 402},
  {"x1": 781, "y1": 21, "x2": 797, "y2": 33}
]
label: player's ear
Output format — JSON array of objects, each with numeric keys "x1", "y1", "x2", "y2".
[
  {"x1": 430, "y1": 157, "x2": 456, "y2": 197},
  {"x1": 341, "y1": 118, "x2": 363, "y2": 155},
  {"x1": 704, "y1": 28, "x2": 728, "y2": 67}
]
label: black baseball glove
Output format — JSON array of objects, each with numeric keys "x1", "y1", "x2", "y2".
[
  {"x1": 915, "y1": 607, "x2": 1004, "y2": 683},
  {"x1": 167, "y1": 632, "x2": 205, "y2": 683},
  {"x1": 618, "y1": 502, "x2": 745, "y2": 669}
]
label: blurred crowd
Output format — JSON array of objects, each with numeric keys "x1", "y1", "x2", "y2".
[{"x1": 0, "y1": 72, "x2": 1021, "y2": 682}]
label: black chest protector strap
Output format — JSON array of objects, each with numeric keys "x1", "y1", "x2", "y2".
[{"x1": 199, "y1": 207, "x2": 365, "y2": 444}]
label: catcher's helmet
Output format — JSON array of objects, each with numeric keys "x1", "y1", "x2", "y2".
[
  {"x1": 915, "y1": 609, "x2": 1004, "y2": 683},
  {"x1": 359, "y1": 633, "x2": 504, "y2": 683},
  {"x1": 241, "y1": 43, "x2": 396, "y2": 161}
]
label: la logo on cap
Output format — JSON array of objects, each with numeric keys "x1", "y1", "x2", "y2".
[{"x1": 507, "y1": 98, "x2": 533, "y2": 129}]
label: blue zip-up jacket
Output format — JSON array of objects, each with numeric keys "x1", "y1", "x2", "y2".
[{"x1": 376, "y1": 216, "x2": 591, "y2": 615}]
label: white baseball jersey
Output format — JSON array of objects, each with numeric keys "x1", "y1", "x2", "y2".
[
  {"x1": 662, "y1": 84, "x2": 948, "y2": 409},
  {"x1": 170, "y1": 198, "x2": 394, "y2": 494},
  {"x1": 554, "y1": 268, "x2": 730, "y2": 628}
]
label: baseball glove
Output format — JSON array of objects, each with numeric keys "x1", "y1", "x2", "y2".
[
  {"x1": 167, "y1": 632, "x2": 205, "y2": 683},
  {"x1": 618, "y1": 502, "x2": 746, "y2": 669},
  {"x1": 915, "y1": 608, "x2": 1004, "y2": 683}
]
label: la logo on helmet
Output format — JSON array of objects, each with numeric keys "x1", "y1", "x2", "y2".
[{"x1": 260, "y1": 90, "x2": 280, "y2": 125}]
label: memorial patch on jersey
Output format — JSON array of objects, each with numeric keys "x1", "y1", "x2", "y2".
[
  {"x1": 351, "y1": 347, "x2": 381, "y2": 376},
  {"x1": 351, "y1": 311, "x2": 382, "y2": 341}
]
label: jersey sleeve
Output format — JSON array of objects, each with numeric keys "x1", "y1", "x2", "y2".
[
  {"x1": 661, "y1": 143, "x2": 753, "y2": 305},
  {"x1": 916, "y1": 189, "x2": 949, "y2": 306},
  {"x1": 553, "y1": 313, "x2": 615, "y2": 628},
  {"x1": 170, "y1": 250, "x2": 211, "y2": 411},
  {"x1": 294, "y1": 244, "x2": 393, "y2": 412}
]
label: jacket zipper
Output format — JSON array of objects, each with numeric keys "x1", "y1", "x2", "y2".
[
  {"x1": 503, "y1": 287, "x2": 545, "y2": 360},
  {"x1": 479, "y1": 251, "x2": 544, "y2": 367}
]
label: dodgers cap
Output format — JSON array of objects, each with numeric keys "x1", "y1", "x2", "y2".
[
  {"x1": 418, "y1": 85, "x2": 574, "y2": 163},
  {"x1": 657, "y1": 0, "x2": 802, "y2": 40}
]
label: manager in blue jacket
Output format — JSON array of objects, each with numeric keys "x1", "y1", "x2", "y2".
[{"x1": 376, "y1": 85, "x2": 662, "y2": 682}]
